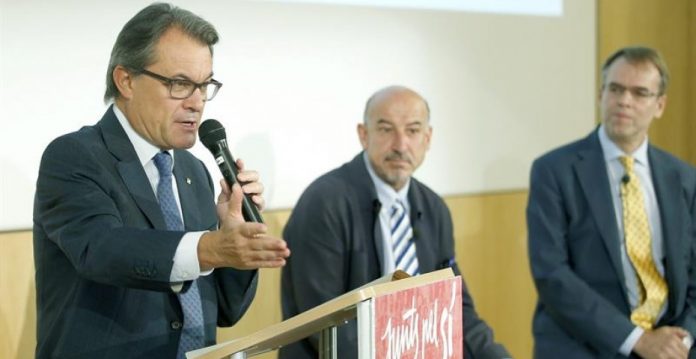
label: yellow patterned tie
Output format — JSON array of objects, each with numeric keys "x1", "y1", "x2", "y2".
[{"x1": 619, "y1": 156, "x2": 668, "y2": 329}]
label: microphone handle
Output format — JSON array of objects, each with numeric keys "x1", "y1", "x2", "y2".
[{"x1": 211, "y1": 143, "x2": 264, "y2": 223}]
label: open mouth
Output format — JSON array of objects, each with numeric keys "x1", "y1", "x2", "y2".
[{"x1": 178, "y1": 120, "x2": 197, "y2": 130}]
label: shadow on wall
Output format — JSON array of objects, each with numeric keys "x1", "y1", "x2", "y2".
[{"x1": 0, "y1": 157, "x2": 36, "y2": 231}]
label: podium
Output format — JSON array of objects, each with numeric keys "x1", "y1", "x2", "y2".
[{"x1": 189, "y1": 268, "x2": 463, "y2": 359}]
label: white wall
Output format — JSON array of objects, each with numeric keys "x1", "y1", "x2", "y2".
[{"x1": 0, "y1": 0, "x2": 596, "y2": 231}]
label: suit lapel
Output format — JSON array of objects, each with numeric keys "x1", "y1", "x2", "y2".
[
  {"x1": 574, "y1": 132, "x2": 628, "y2": 289},
  {"x1": 348, "y1": 154, "x2": 385, "y2": 271},
  {"x1": 99, "y1": 106, "x2": 167, "y2": 230},
  {"x1": 407, "y1": 182, "x2": 436, "y2": 271},
  {"x1": 649, "y1": 147, "x2": 684, "y2": 321},
  {"x1": 371, "y1": 199, "x2": 385, "y2": 271},
  {"x1": 118, "y1": 161, "x2": 167, "y2": 229},
  {"x1": 173, "y1": 152, "x2": 203, "y2": 230}
]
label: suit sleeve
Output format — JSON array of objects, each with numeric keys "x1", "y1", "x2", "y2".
[
  {"x1": 675, "y1": 167, "x2": 696, "y2": 350},
  {"x1": 35, "y1": 136, "x2": 182, "y2": 291},
  {"x1": 282, "y1": 180, "x2": 359, "y2": 355},
  {"x1": 527, "y1": 158, "x2": 635, "y2": 353},
  {"x1": 213, "y1": 268, "x2": 257, "y2": 326},
  {"x1": 682, "y1": 226, "x2": 696, "y2": 359}
]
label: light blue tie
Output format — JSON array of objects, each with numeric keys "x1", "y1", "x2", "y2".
[
  {"x1": 153, "y1": 152, "x2": 205, "y2": 358},
  {"x1": 390, "y1": 200, "x2": 419, "y2": 276}
]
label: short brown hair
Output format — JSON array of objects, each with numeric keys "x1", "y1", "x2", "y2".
[{"x1": 601, "y1": 46, "x2": 670, "y2": 95}]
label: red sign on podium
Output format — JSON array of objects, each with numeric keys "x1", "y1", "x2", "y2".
[{"x1": 374, "y1": 276, "x2": 463, "y2": 358}]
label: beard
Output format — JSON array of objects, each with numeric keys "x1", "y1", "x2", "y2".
[
  {"x1": 374, "y1": 151, "x2": 414, "y2": 190},
  {"x1": 384, "y1": 150, "x2": 413, "y2": 164}
]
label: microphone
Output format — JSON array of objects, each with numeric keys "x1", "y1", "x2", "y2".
[
  {"x1": 199, "y1": 119, "x2": 263, "y2": 223},
  {"x1": 621, "y1": 174, "x2": 630, "y2": 184}
]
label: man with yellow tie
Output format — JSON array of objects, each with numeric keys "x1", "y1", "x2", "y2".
[{"x1": 527, "y1": 46, "x2": 696, "y2": 359}]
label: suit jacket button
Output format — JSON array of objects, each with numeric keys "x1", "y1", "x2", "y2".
[{"x1": 170, "y1": 320, "x2": 182, "y2": 330}]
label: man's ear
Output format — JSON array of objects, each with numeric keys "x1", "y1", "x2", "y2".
[
  {"x1": 424, "y1": 125, "x2": 432, "y2": 150},
  {"x1": 654, "y1": 94, "x2": 667, "y2": 119},
  {"x1": 357, "y1": 123, "x2": 369, "y2": 150},
  {"x1": 113, "y1": 65, "x2": 135, "y2": 100}
]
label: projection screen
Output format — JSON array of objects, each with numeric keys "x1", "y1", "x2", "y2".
[{"x1": 0, "y1": 0, "x2": 596, "y2": 231}]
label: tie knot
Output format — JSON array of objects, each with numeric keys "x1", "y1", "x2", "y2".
[
  {"x1": 391, "y1": 200, "x2": 406, "y2": 218},
  {"x1": 619, "y1": 156, "x2": 635, "y2": 174},
  {"x1": 153, "y1": 151, "x2": 173, "y2": 177}
]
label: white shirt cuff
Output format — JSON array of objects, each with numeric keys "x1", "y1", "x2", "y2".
[
  {"x1": 619, "y1": 326, "x2": 644, "y2": 356},
  {"x1": 683, "y1": 333, "x2": 694, "y2": 349},
  {"x1": 169, "y1": 231, "x2": 214, "y2": 292}
]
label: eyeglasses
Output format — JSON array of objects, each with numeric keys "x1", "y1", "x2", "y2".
[
  {"x1": 604, "y1": 83, "x2": 660, "y2": 103},
  {"x1": 137, "y1": 69, "x2": 222, "y2": 101}
]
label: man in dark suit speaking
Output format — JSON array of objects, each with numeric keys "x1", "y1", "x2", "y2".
[
  {"x1": 527, "y1": 46, "x2": 696, "y2": 358},
  {"x1": 32, "y1": 4, "x2": 289, "y2": 358},
  {"x1": 280, "y1": 85, "x2": 510, "y2": 359}
]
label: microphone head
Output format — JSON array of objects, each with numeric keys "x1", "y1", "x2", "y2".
[{"x1": 199, "y1": 119, "x2": 226, "y2": 150}]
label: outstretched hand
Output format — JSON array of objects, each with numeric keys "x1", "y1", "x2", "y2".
[{"x1": 200, "y1": 162, "x2": 289, "y2": 271}]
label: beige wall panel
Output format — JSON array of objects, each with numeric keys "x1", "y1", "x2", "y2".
[
  {"x1": 1, "y1": 192, "x2": 534, "y2": 359},
  {"x1": 598, "y1": 0, "x2": 693, "y2": 164},
  {"x1": 0, "y1": 232, "x2": 36, "y2": 359},
  {"x1": 690, "y1": 0, "x2": 696, "y2": 164},
  {"x1": 449, "y1": 191, "x2": 533, "y2": 359}
]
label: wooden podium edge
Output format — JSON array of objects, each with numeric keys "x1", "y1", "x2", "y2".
[{"x1": 190, "y1": 268, "x2": 454, "y2": 359}]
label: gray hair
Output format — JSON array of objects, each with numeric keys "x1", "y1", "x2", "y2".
[
  {"x1": 601, "y1": 46, "x2": 670, "y2": 95},
  {"x1": 104, "y1": 3, "x2": 219, "y2": 102}
]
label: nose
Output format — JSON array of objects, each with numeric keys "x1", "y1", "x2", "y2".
[
  {"x1": 182, "y1": 87, "x2": 205, "y2": 112},
  {"x1": 614, "y1": 88, "x2": 633, "y2": 107},
  {"x1": 392, "y1": 130, "x2": 409, "y2": 151}
]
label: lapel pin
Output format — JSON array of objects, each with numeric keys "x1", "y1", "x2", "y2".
[{"x1": 186, "y1": 178, "x2": 192, "y2": 185}]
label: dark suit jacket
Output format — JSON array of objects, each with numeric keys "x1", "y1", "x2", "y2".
[
  {"x1": 280, "y1": 153, "x2": 510, "y2": 359},
  {"x1": 527, "y1": 129, "x2": 696, "y2": 358},
  {"x1": 33, "y1": 107, "x2": 258, "y2": 358}
]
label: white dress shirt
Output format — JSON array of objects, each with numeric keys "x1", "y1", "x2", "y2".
[
  {"x1": 598, "y1": 125, "x2": 667, "y2": 355},
  {"x1": 113, "y1": 105, "x2": 210, "y2": 288},
  {"x1": 362, "y1": 152, "x2": 412, "y2": 276}
]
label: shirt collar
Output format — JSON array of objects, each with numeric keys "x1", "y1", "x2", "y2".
[
  {"x1": 598, "y1": 124, "x2": 649, "y2": 166},
  {"x1": 113, "y1": 104, "x2": 173, "y2": 167},
  {"x1": 362, "y1": 152, "x2": 410, "y2": 210}
]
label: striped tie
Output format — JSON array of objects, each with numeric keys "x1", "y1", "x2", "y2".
[
  {"x1": 390, "y1": 200, "x2": 419, "y2": 276},
  {"x1": 619, "y1": 156, "x2": 667, "y2": 329},
  {"x1": 153, "y1": 152, "x2": 205, "y2": 358}
]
